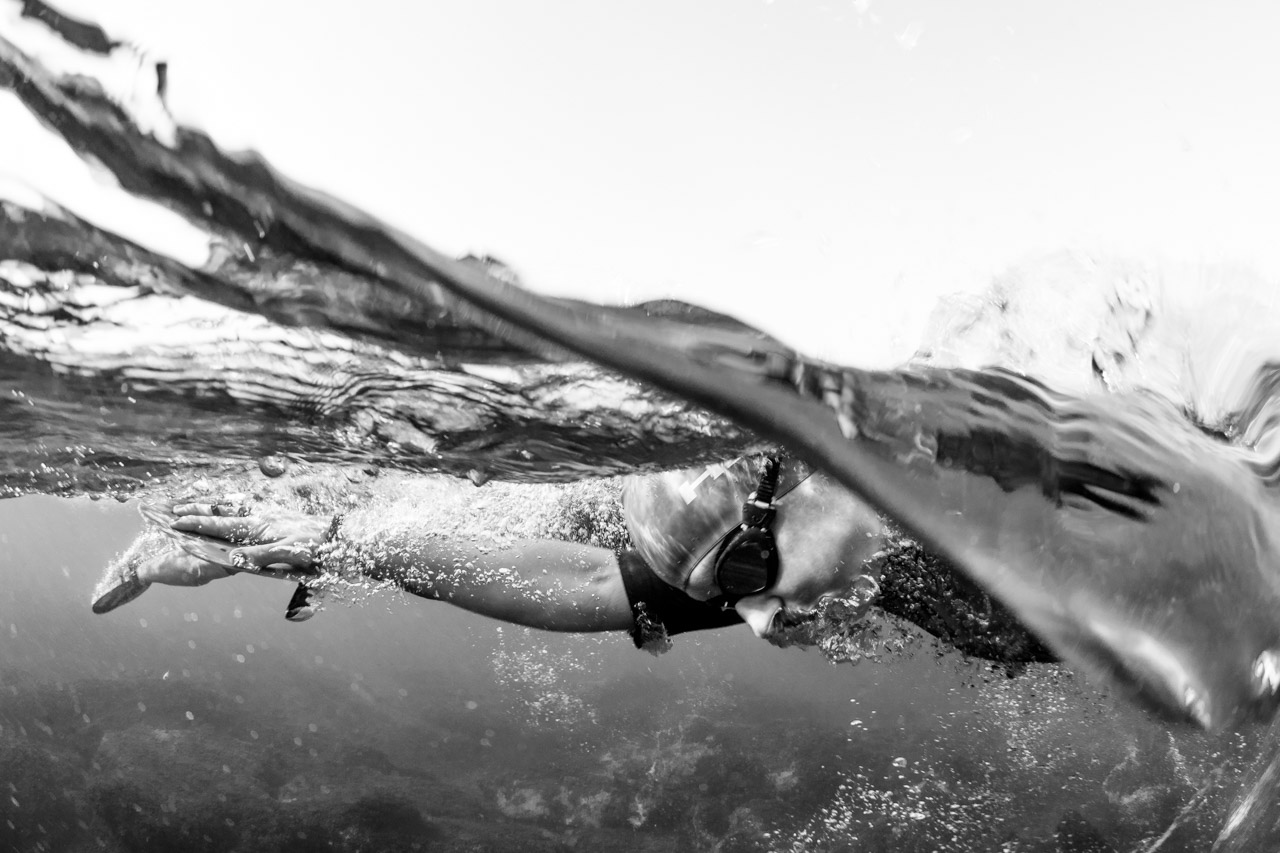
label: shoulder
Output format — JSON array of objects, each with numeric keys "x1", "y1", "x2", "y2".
[{"x1": 615, "y1": 549, "x2": 743, "y2": 650}]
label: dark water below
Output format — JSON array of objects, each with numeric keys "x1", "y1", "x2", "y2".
[{"x1": 0, "y1": 495, "x2": 1259, "y2": 852}]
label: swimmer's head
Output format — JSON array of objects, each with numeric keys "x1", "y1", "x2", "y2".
[{"x1": 622, "y1": 457, "x2": 886, "y2": 638}]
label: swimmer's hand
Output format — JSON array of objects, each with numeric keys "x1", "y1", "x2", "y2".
[
  {"x1": 168, "y1": 502, "x2": 330, "y2": 574},
  {"x1": 96, "y1": 503, "x2": 329, "y2": 616},
  {"x1": 94, "y1": 537, "x2": 244, "y2": 614},
  {"x1": 136, "y1": 547, "x2": 240, "y2": 587}
]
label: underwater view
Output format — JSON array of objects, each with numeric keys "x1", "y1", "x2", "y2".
[
  {"x1": 0, "y1": 483, "x2": 1271, "y2": 853},
  {"x1": 7, "y1": 1, "x2": 1280, "y2": 851}
]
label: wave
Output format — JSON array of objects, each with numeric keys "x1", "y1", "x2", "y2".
[{"x1": 8, "y1": 0, "x2": 1280, "y2": 745}]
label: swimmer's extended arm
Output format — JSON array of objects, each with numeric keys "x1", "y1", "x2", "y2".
[
  {"x1": 338, "y1": 531, "x2": 636, "y2": 633},
  {"x1": 168, "y1": 508, "x2": 635, "y2": 633}
]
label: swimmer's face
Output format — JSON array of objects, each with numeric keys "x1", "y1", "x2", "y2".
[{"x1": 683, "y1": 473, "x2": 886, "y2": 637}]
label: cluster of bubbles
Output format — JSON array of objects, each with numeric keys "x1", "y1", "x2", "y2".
[
  {"x1": 766, "y1": 584, "x2": 922, "y2": 668},
  {"x1": 489, "y1": 629, "x2": 603, "y2": 729},
  {"x1": 780, "y1": 763, "x2": 1017, "y2": 853},
  {"x1": 765, "y1": 654, "x2": 1261, "y2": 852},
  {"x1": 331, "y1": 473, "x2": 628, "y2": 555}
]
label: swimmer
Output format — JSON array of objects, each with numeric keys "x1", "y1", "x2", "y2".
[{"x1": 94, "y1": 456, "x2": 1052, "y2": 664}]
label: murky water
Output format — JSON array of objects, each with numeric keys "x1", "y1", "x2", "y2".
[{"x1": 6, "y1": 3, "x2": 1280, "y2": 851}]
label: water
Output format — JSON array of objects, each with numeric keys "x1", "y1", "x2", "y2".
[
  {"x1": 0, "y1": 203, "x2": 765, "y2": 495},
  {"x1": 6, "y1": 3, "x2": 1280, "y2": 850},
  {"x1": 0, "y1": 495, "x2": 1261, "y2": 852}
]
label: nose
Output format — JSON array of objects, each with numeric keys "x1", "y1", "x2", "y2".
[{"x1": 734, "y1": 595, "x2": 785, "y2": 638}]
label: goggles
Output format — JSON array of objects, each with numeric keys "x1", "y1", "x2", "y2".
[{"x1": 712, "y1": 456, "x2": 782, "y2": 600}]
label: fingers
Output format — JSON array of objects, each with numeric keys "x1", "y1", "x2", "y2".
[
  {"x1": 176, "y1": 537, "x2": 239, "y2": 569},
  {"x1": 171, "y1": 515, "x2": 256, "y2": 543},
  {"x1": 229, "y1": 541, "x2": 318, "y2": 574},
  {"x1": 173, "y1": 501, "x2": 249, "y2": 518}
]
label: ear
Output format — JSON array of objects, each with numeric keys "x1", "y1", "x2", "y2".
[{"x1": 734, "y1": 595, "x2": 784, "y2": 637}]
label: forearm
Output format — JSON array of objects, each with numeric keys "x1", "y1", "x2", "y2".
[{"x1": 326, "y1": 522, "x2": 634, "y2": 633}]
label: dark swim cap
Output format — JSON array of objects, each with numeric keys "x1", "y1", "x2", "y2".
[{"x1": 621, "y1": 457, "x2": 811, "y2": 591}]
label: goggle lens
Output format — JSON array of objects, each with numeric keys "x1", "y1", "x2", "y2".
[{"x1": 715, "y1": 529, "x2": 778, "y2": 597}]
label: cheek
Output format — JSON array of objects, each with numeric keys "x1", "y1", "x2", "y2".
[
  {"x1": 778, "y1": 540, "x2": 859, "y2": 606},
  {"x1": 775, "y1": 502, "x2": 885, "y2": 607}
]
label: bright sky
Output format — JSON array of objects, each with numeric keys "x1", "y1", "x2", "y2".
[{"x1": 5, "y1": 0, "x2": 1280, "y2": 365}]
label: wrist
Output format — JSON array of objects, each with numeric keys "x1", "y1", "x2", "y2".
[
  {"x1": 316, "y1": 512, "x2": 374, "y2": 578},
  {"x1": 315, "y1": 512, "x2": 345, "y2": 570},
  {"x1": 130, "y1": 554, "x2": 154, "y2": 584}
]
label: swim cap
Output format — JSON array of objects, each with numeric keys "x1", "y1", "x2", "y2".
[{"x1": 621, "y1": 457, "x2": 811, "y2": 591}]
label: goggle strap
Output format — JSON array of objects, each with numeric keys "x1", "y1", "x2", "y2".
[
  {"x1": 740, "y1": 503, "x2": 775, "y2": 528},
  {"x1": 750, "y1": 456, "x2": 781, "y2": 506}
]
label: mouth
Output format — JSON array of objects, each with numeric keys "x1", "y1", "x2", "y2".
[
  {"x1": 762, "y1": 606, "x2": 821, "y2": 648},
  {"x1": 763, "y1": 586, "x2": 882, "y2": 649}
]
